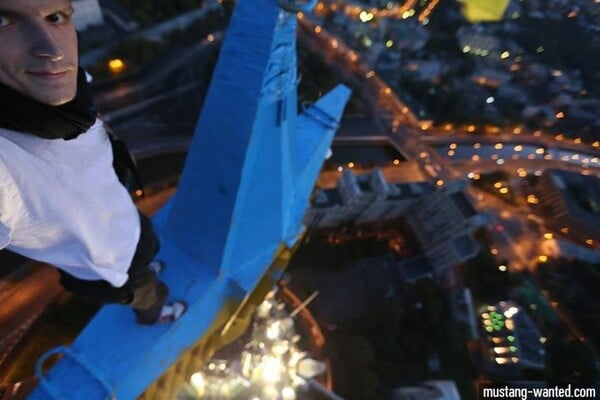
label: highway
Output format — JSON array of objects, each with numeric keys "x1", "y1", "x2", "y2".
[{"x1": 298, "y1": 16, "x2": 460, "y2": 184}]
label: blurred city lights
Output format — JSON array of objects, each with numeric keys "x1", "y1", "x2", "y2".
[
  {"x1": 359, "y1": 10, "x2": 374, "y2": 22},
  {"x1": 187, "y1": 292, "x2": 325, "y2": 400}
]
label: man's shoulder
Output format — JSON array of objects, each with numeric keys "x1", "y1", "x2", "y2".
[
  {"x1": 0, "y1": 130, "x2": 16, "y2": 165},
  {"x1": 0, "y1": 135, "x2": 17, "y2": 184},
  {"x1": 0, "y1": 154, "x2": 11, "y2": 185}
]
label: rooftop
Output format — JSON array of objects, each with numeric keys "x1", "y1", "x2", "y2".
[
  {"x1": 547, "y1": 169, "x2": 600, "y2": 227},
  {"x1": 450, "y1": 192, "x2": 477, "y2": 218}
]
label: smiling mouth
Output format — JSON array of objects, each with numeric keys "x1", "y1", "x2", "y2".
[{"x1": 26, "y1": 70, "x2": 70, "y2": 79}]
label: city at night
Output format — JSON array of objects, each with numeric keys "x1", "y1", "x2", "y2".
[{"x1": 1, "y1": 0, "x2": 600, "y2": 399}]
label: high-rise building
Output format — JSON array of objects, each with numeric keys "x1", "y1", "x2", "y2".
[
  {"x1": 305, "y1": 173, "x2": 488, "y2": 281},
  {"x1": 534, "y1": 169, "x2": 600, "y2": 246},
  {"x1": 402, "y1": 181, "x2": 490, "y2": 278},
  {"x1": 303, "y1": 169, "x2": 433, "y2": 230}
]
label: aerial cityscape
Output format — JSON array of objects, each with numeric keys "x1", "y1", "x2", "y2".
[{"x1": 1, "y1": 0, "x2": 600, "y2": 399}]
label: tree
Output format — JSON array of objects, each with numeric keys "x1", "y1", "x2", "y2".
[
  {"x1": 328, "y1": 335, "x2": 380, "y2": 400},
  {"x1": 546, "y1": 336, "x2": 599, "y2": 383}
]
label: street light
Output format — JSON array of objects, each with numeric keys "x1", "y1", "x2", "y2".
[{"x1": 108, "y1": 58, "x2": 125, "y2": 74}]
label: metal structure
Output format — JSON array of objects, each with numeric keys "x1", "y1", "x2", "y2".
[{"x1": 29, "y1": 0, "x2": 350, "y2": 398}]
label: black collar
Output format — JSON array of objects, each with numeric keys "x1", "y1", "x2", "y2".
[{"x1": 0, "y1": 68, "x2": 97, "y2": 140}]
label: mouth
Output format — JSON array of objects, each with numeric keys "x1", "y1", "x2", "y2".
[{"x1": 26, "y1": 69, "x2": 71, "y2": 80}]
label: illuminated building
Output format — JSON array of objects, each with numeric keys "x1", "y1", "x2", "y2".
[
  {"x1": 470, "y1": 68, "x2": 512, "y2": 89},
  {"x1": 402, "y1": 181, "x2": 490, "y2": 281},
  {"x1": 306, "y1": 176, "x2": 487, "y2": 282},
  {"x1": 384, "y1": 20, "x2": 429, "y2": 52},
  {"x1": 534, "y1": 169, "x2": 600, "y2": 245},
  {"x1": 479, "y1": 302, "x2": 545, "y2": 375},
  {"x1": 184, "y1": 291, "x2": 329, "y2": 400},
  {"x1": 304, "y1": 169, "x2": 434, "y2": 230},
  {"x1": 402, "y1": 60, "x2": 446, "y2": 83},
  {"x1": 457, "y1": 27, "x2": 502, "y2": 58}
]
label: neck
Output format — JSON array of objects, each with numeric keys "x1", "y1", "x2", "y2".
[{"x1": 0, "y1": 68, "x2": 97, "y2": 140}]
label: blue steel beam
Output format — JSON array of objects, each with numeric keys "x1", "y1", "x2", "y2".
[{"x1": 30, "y1": 0, "x2": 350, "y2": 398}]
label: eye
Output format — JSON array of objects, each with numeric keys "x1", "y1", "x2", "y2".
[
  {"x1": 0, "y1": 15, "x2": 14, "y2": 28},
  {"x1": 46, "y1": 12, "x2": 70, "y2": 25}
]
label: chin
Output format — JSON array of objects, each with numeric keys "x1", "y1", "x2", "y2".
[
  {"x1": 26, "y1": 75, "x2": 78, "y2": 106},
  {"x1": 34, "y1": 90, "x2": 77, "y2": 106},
  {"x1": 47, "y1": 95, "x2": 76, "y2": 106}
]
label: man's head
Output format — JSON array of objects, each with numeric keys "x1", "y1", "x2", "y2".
[{"x1": 0, "y1": 0, "x2": 78, "y2": 106}]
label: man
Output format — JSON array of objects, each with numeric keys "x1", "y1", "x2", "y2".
[{"x1": 0, "y1": 0, "x2": 185, "y2": 324}]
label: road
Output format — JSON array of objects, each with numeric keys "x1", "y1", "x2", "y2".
[
  {"x1": 0, "y1": 266, "x2": 63, "y2": 373},
  {"x1": 467, "y1": 186, "x2": 540, "y2": 271},
  {"x1": 423, "y1": 133, "x2": 600, "y2": 177},
  {"x1": 298, "y1": 16, "x2": 460, "y2": 183},
  {"x1": 94, "y1": 33, "x2": 221, "y2": 118},
  {"x1": 80, "y1": 0, "x2": 223, "y2": 67}
]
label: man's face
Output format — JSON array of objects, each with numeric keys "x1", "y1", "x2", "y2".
[{"x1": 0, "y1": 0, "x2": 78, "y2": 106}]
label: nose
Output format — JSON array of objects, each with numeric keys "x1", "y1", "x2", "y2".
[{"x1": 29, "y1": 24, "x2": 64, "y2": 61}]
